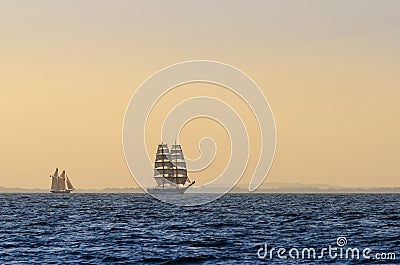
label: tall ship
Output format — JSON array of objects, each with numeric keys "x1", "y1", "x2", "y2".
[
  {"x1": 50, "y1": 168, "x2": 75, "y2": 193},
  {"x1": 147, "y1": 143, "x2": 195, "y2": 194}
]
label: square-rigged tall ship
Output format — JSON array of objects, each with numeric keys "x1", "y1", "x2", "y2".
[
  {"x1": 147, "y1": 143, "x2": 195, "y2": 194},
  {"x1": 49, "y1": 168, "x2": 75, "y2": 193}
]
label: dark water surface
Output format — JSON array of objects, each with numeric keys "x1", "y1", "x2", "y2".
[{"x1": 0, "y1": 194, "x2": 399, "y2": 264}]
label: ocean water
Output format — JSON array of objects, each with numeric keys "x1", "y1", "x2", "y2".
[{"x1": 0, "y1": 193, "x2": 399, "y2": 264}]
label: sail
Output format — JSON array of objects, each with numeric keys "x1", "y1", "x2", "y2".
[
  {"x1": 170, "y1": 144, "x2": 188, "y2": 183},
  {"x1": 154, "y1": 144, "x2": 173, "y2": 178},
  {"x1": 49, "y1": 168, "x2": 76, "y2": 193},
  {"x1": 155, "y1": 154, "x2": 170, "y2": 161},
  {"x1": 51, "y1": 168, "x2": 59, "y2": 191},
  {"x1": 66, "y1": 175, "x2": 75, "y2": 190},
  {"x1": 170, "y1": 153, "x2": 185, "y2": 160},
  {"x1": 51, "y1": 175, "x2": 58, "y2": 190},
  {"x1": 165, "y1": 176, "x2": 188, "y2": 185},
  {"x1": 170, "y1": 161, "x2": 186, "y2": 168},
  {"x1": 174, "y1": 169, "x2": 188, "y2": 176},
  {"x1": 53, "y1": 168, "x2": 59, "y2": 177},
  {"x1": 58, "y1": 170, "x2": 66, "y2": 191},
  {"x1": 154, "y1": 168, "x2": 173, "y2": 176},
  {"x1": 170, "y1": 144, "x2": 186, "y2": 162},
  {"x1": 153, "y1": 143, "x2": 190, "y2": 186},
  {"x1": 154, "y1": 175, "x2": 178, "y2": 187},
  {"x1": 170, "y1": 145, "x2": 187, "y2": 165},
  {"x1": 154, "y1": 161, "x2": 174, "y2": 169}
]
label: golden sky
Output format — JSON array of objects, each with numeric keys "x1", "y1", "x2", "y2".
[{"x1": 0, "y1": 1, "x2": 399, "y2": 189}]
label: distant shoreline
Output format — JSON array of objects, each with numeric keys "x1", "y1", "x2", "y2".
[{"x1": 1, "y1": 186, "x2": 399, "y2": 194}]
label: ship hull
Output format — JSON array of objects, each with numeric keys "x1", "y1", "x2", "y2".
[{"x1": 50, "y1": 190, "x2": 72, "y2": 194}]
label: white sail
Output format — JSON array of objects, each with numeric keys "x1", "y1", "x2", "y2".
[
  {"x1": 154, "y1": 176, "x2": 178, "y2": 187},
  {"x1": 58, "y1": 170, "x2": 66, "y2": 191},
  {"x1": 53, "y1": 168, "x2": 59, "y2": 177},
  {"x1": 66, "y1": 175, "x2": 75, "y2": 190},
  {"x1": 50, "y1": 168, "x2": 59, "y2": 191},
  {"x1": 51, "y1": 176, "x2": 58, "y2": 190}
]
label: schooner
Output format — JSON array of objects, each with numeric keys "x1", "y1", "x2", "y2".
[
  {"x1": 50, "y1": 168, "x2": 75, "y2": 193},
  {"x1": 147, "y1": 143, "x2": 195, "y2": 194}
]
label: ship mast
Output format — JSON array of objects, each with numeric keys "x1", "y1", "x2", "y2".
[
  {"x1": 161, "y1": 142, "x2": 165, "y2": 189},
  {"x1": 175, "y1": 140, "x2": 178, "y2": 187},
  {"x1": 56, "y1": 171, "x2": 60, "y2": 191}
]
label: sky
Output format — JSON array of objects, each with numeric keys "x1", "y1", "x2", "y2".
[{"x1": 0, "y1": 0, "x2": 399, "y2": 189}]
